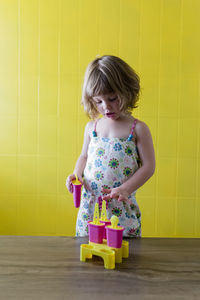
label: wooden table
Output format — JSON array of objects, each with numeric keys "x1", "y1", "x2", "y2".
[{"x1": 0, "y1": 236, "x2": 199, "y2": 299}]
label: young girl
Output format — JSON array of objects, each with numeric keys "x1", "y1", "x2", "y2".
[{"x1": 66, "y1": 55, "x2": 155, "y2": 237}]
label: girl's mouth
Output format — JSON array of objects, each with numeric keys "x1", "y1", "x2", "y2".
[{"x1": 106, "y1": 113, "x2": 115, "y2": 118}]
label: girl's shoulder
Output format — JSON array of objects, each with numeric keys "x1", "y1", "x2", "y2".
[
  {"x1": 84, "y1": 120, "x2": 97, "y2": 137},
  {"x1": 134, "y1": 119, "x2": 152, "y2": 139}
]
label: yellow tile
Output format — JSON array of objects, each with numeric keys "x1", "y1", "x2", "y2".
[
  {"x1": 157, "y1": 118, "x2": 178, "y2": 158},
  {"x1": 0, "y1": 194, "x2": 18, "y2": 209},
  {"x1": 0, "y1": 75, "x2": 18, "y2": 114},
  {"x1": 0, "y1": 157, "x2": 17, "y2": 194},
  {"x1": 39, "y1": 116, "x2": 57, "y2": 155},
  {"x1": 59, "y1": 118, "x2": 79, "y2": 157},
  {"x1": 56, "y1": 195, "x2": 77, "y2": 235},
  {"x1": 140, "y1": 0, "x2": 161, "y2": 75},
  {"x1": 0, "y1": 208, "x2": 17, "y2": 235},
  {"x1": 119, "y1": 0, "x2": 140, "y2": 67},
  {"x1": 178, "y1": 118, "x2": 198, "y2": 158},
  {"x1": 195, "y1": 196, "x2": 200, "y2": 237},
  {"x1": 156, "y1": 197, "x2": 176, "y2": 237},
  {"x1": 60, "y1": 76, "x2": 78, "y2": 117},
  {"x1": 39, "y1": 0, "x2": 59, "y2": 76},
  {"x1": 157, "y1": 158, "x2": 177, "y2": 197},
  {"x1": 0, "y1": 35, "x2": 18, "y2": 77},
  {"x1": 0, "y1": 116, "x2": 17, "y2": 154},
  {"x1": 160, "y1": 0, "x2": 181, "y2": 77},
  {"x1": 17, "y1": 195, "x2": 37, "y2": 235},
  {"x1": 140, "y1": 76, "x2": 159, "y2": 118},
  {"x1": 98, "y1": 0, "x2": 120, "y2": 56},
  {"x1": 34, "y1": 195, "x2": 57, "y2": 234},
  {"x1": 181, "y1": 1, "x2": 200, "y2": 75},
  {"x1": 79, "y1": 0, "x2": 99, "y2": 68},
  {"x1": 39, "y1": 76, "x2": 58, "y2": 116},
  {"x1": 58, "y1": 156, "x2": 76, "y2": 194},
  {"x1": 19, "y1": 116, "x2": 37, "y2": 154},
  {"x1": 37, "y1": 156, "x2": 57, "y2": 194},
  {"x1": 177, "y1": 158, "x2": 196, "y2": 198},
  {"x1": 18, "y1": 156, "x2": 37, "y2": 194},
  {"x1": 159, "y1": 77, "x2": 179, "y2": 117},
  {"x1": 180, "y1": 76, "x2": 199, "y2": 118},
  {"x1": 21, "y1": 76, "x2": 38, "y2": 115},
  {"x1": 138, "y1": 197, "x2": 156, "y2": 237},
  {"x1": 176, "y1": 197, "x2": 195, "y2": 237}
]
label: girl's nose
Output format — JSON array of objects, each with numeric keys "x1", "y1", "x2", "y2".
[{"x1": 103, "y1": 101, "x2": 111, "y2": 110}]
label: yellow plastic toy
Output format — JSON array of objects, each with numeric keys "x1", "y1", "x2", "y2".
[
  {"x1": 80, "y1": 201, "x2": 129, "y2": 269},
  {"x1": 80, "y1": 239, "x2": 129, "y2": 269},
  {"x1": 93, "y1": 203, "x2": 100, "y2": 225}
]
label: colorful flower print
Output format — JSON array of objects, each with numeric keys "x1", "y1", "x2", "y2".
[
  {"x1": 130, "y1": 204, "x2": 136, "y2": 210},
  {"x1": 94, "y1": 159, "x2": 102, "y2": 167},
  {"x1": 125, "y1": 212, "x2": 131, "y2": 219},
  {"x1": 82, "y1": 213, "x2": 90, "y2": 221},
  {"x1": 83, "y1": 202, "x2": 89, "y2": 209},
  {"x1": 125, "y1": 146, "x2": 133, "y2": 156},
  {"x1": 88, "y1": 163, "x2": 92, "y2": 171},
  {"x1": 78, "y1": 219, "x2": 83, "y2": 227},
  {"x1": 108, "y1": 158, "x2": 119, "y2": 169},
  {"x1": 96, "y1": 148, "x2": 105, "y2": 157},
  {"x1": 102, "y1": 138, "x2": 109, "y2": 142},
  {"x1": 123, "y1": 167, "x2": 132, "y2": 177},
  {"x1": 112, "y1": 207, "x2": 122, "y2": 217},
  {"x1": 91, "y1": 182, "x2": 98, "y2": 190},
  {"x1": 113, "y1": 181, "x2": 121, "y2": 188},
  {"x1": 94, "y1": 171, "x2": 104, "y2": 181},
  {"x1": 83, "y1": 192, "x2": 88, "y2": 199},
  {"x1": 102, "y1": 185, "x2": 110, "y2": 194},
  {"x1": 85, "y1": 225, "x2": 88, "y2": 234},
  {"x1": 113, "y1": 143, "x2": 122, "y2": 151},
  {"x1": 136, "y1": 212, "x2": 141, "y2": 219}
]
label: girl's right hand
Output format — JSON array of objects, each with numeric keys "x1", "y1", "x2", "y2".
[{"x1": 66, "y1": 174, "x2": 83, "y2": 193}]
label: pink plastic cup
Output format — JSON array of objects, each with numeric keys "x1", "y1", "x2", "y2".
[
  {"x1": 88, "y1": 221, "x2": 105, "y2": 244},
  {"x1": 72, "y1": 182, "x2": 82, "y2": 208},
  {"x1": 106, "y1": 226, "x2": 124, "y2": 248},
  {"x1": 100, "y1": 220, "x2": 111, "y2": 239}
]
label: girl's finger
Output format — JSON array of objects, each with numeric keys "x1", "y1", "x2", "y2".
[
  {"x1": 101, "y1": 188, "x2": 112, "y2": 194},
  {"x1": 102, "y1": 194, "x2": 111, "y2": 201}
]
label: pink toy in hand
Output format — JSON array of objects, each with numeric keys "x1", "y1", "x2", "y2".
[{"x1": 72, "y1": 175, "x2": 82, "y2": 208}]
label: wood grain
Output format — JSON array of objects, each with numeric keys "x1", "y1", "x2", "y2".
[{"x1": 0, "y1": 236, "x2": 199, "y2": 299}]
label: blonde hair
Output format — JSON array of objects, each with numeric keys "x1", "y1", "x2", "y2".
[{"x1": 81, "y1": 55, "x2": 140, "y2": 119}]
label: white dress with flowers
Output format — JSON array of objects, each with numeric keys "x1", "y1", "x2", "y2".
[{"x1": 76, "y1": 119, "x2": 141, "y2": 237}]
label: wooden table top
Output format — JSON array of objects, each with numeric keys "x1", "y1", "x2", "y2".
[{"x1": 0, "y1": 236, "x2": 199, "y2": 300}]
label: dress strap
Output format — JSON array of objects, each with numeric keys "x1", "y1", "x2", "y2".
[
  {"x1": 92, "y1": 120, "x2": 98, "y2": 137},
  {"x1": 128, "y1": 119, "x2": 137, "y2": 141}
]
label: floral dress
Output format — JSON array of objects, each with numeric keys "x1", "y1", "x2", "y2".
[{"x1": 76, "y1": 119, "x2": 141, "y2": 237}]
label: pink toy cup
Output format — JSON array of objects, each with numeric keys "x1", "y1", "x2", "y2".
[
  {"x1": 88, "y1": 221, "x2": 105, "y2": 244},
  {"x1": 106, "y1": 226, "x2": 124, "y2": 248},
  {"x1": 72, "y1": 181, "x2": 82, "y2": 208},
  {"x1": 100, "y1": 220, "x2": 112, "y2": 239}
]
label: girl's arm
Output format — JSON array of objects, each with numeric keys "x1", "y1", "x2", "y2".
[
  {"x1": 102, "y1": 121, "x2": 155, "y2": 202},
  {"x1": 66, "y1": 122, "x2": 92, "y2": 193}
]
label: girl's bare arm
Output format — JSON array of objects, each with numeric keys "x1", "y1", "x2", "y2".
[{"x1": 66, "y1": 122, "x2": 92, "y2": 193}]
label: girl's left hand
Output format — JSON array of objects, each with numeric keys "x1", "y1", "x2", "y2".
[{"x1": 101, "y1": 187, "x2": 132, "y2": 204}]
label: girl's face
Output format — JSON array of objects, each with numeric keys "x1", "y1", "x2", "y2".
[{"x1": 92, "y1": 93, "x2": 121, "y2": 120}]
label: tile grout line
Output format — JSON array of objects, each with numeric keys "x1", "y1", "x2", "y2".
[
  {"x1": 154, "y1": 0, "x2": 163, "y2": 237},
  {"x1": 56, "y1": 0, "x2": 61, "y2": 236},
  {"x1": 16, "y1": 0, "x2": 21, "y2": 235},
  {"x1": 36, "y1": 0, "x2": 41, "y2": 231},
  {"x1": 175, "y1": 0, "x2": 183, "y2": 237}
]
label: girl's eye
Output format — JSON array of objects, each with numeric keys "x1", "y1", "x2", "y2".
[{"x1": 109, "y1": 97, "x2": 117, "y2": 102}]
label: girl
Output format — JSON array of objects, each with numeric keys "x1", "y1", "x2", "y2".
[{"x1": 66, "y1": 55, "x2": 155, "y2": 237}]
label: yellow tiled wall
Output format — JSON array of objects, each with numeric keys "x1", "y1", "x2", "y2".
[{"x1": 0, "y1": 0, "x2": 199, "y2": 237}]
